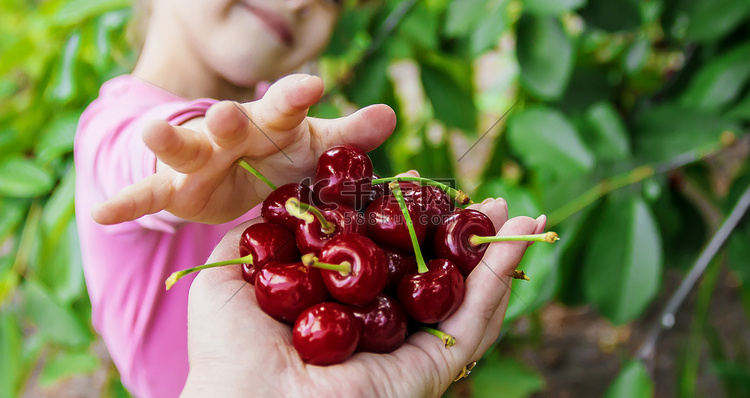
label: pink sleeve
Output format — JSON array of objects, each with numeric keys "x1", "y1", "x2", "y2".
[
  {"x1": 166, "y1": 98, "x2": 218, "y2": 125},
  {"x1": 74, "y1": 80, "x2": 260, "y2": 397}
]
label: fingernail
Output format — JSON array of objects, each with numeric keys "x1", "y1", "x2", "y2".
[
  {"x1": 296, "y1": 75, "x2": 312, "y2": 88},
  {"x1": 535, "y1": 214, "x2": 547, "y2": 233}
]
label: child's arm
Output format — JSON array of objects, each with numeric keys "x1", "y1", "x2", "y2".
[{"x1": 92, "y1": 74, "x2": 396, "y2": 225}]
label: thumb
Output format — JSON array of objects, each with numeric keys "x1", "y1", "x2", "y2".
[
  {"x1": 248, "y1": 74, "x2": 325, "y2": 131},
  {"x1": 311, "y1": 104, "x2": 397, "y2": 153}
]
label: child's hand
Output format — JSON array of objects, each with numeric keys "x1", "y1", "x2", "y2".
[{"x1": 92, "y1": 74, "x2": 396, "y2": 225}]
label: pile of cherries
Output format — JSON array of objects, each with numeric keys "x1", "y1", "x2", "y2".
[{"x1": 166, "y1": 145, "x2": 557, "y2": 366}]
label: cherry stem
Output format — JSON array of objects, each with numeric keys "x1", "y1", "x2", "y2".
[
  {"x1": 236, "y1": 159, "x2": 277, "y2": 190},
  {"x1": 389, "y1": 182, "x2": 428, "y2": 273},
  {"x1": 285, "y1": 198, "x2": 335, "y2": 234},
  {"x1": 165, "y1": 254, "x2": 254, "y2": 290},
  {"x1": 301, "y1": 253, "x2": 351, "y2": 276},
  {"x1": 469, "y1": 231, "x2": 560, "y2": 246},
  {"x1": 418, "y1": 326, "x2": 456, "y2": 348},
  {"x1": 512, "y1": 269, "x2": 530, "y2": 281},
  {"x1": 372, "y1": 176, "x2": 472, "y2": 205}
]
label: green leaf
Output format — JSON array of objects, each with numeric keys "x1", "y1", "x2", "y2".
[
  {"x1": 0, "y1": 36, "x2": 36, "y2": 76},
  {"x1": 420, "y1": 61, "x2": 478, "y2": 131},
  {"x1": 325, "y1": 5, "x2": 376, "y2": 56},
  {"x1": 45, "y1": 31, "x2": 82, "y2": 103},
  {"x1": 0, "y1": 199, "x2": 28, "y2": 242},
  {"x1": 683, "y1": 0, "x2": 750, "y2": 43},
  {"x1": 507, "y1": 106, "x2": 595, "y2": 176},
  {"x1": 444, "y1": 0, "x2": 490, "y2": 37},
  {"x1": 308, "y1": 102, "x2": 342, "y2": 120},
  {"x1": 555, "y1": 202, "x2": 602, "y2": 306},
  {"x1": 38, "y1": 349, "x2": 100, "y2": 387},
  {"x1": 104, "y1": 370, "x2": 133, "y2": 398},
  {"x1": 0, "y1": 311, "x2": 22, "y2": 398},
  {"x1": 472, "y1": 355, "x2": 545, "y2": 398},
  {"x1": 0, "y1": 155, "x2": 55, "y2": 198},
  {"x1": 727, "y1": 224, "x2": 750, "y2": 286},
  {"x1": 49, "y1": 0, "x2": 131, "y2": 26},
  {"x1": 522, "y1": 0, "x2": 586, "y2": 15},
  {"x1": 92, "y1": 10, "x2": 128, "y2": 61},
  {"x1": 554, "y1": 66, "x2": 615, "y2": 113},
  {"x1": 37, "y1": 220, "x2": 84, "y2": 305},
  {"x1": 726, "y1": 91, "x2": 750, "y2": 120},
  {"x1": 21, "y1": 280, "x2": 93, "y2": 347},
  {"x1": 633, "y1": 104, "x2": 739, "y2": 162},
  {"x1": 505, "y1": 241, "x2": 560, "y2": 321},
  {"x1": 679, "y1": 42, "x2": 750, "y2": 113},
  {"x1": 710, "y1": 361, "x2": 750, "y2": 396},
  {"x1": 584, "y1": 101, "x2": 631, "y2": 161},
  {"x1": 578, "y1": 0, "x2": 641, "y2": 32},
  {"x1": 604, "y1": 359, "x2": 654, "y2": 398},
  {"x1": 343, "y1": 50, "x2": 390, "y2": 107},
  {"x1": 470, "y1": 1, "x2": 507, "y2": 56},
  {"x1": 0, "y1": 130, "x2": 21, "y2": 161},
  {"x1": 623, "y1": 35, "x2": 651, "y2": 75},
  {"x1": 399, "y1": 3, "x2": 439, "y2": 50},
  {"x1": 41, "y1": 167, "x2": 76, "y2": 238},
  {"x1": 583, "y1": 196, "x2": 662, "y2": 325},
  {"x1": 516, "y1": 13, "x2": 574, "y2": 100},
  {"x1": 474, "y1": 179, "x2": 541, "y2": 218},
  {"x1": 35, "y1": 112, "x2": 80, "y2": 165}
]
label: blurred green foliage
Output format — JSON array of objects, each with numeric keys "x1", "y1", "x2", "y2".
[
  {"x1": 1, "y1": 0, "x2": 749, "y2": 396},
  {"x1": 0, "y1": 0, "x2": 133, "y2": 395}
]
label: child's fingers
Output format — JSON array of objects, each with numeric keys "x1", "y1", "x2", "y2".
[
  {"x1": 143, "y1": 121, "x2": 213, "y2": 174},
  {"x1": 248, "y1": 74, "x2": 324, "y2": 132},
  {"x1": 203, "y1": 101, "x2": 254, "y2": 150},
  {"x1": 91, "y1": 173, "x2": 175, "y2": 224},
  {"x1": 311, "y1": 104, "x2": 397, "y2": 153}
]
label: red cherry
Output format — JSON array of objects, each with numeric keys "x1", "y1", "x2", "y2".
[
  {"x1": 397, "y1": 258, "x2": 465, "y2": 324},
  {"x1": 293, "y1": 302, "x2": 361, "y2": 366},
  {"x1": 316, "y1": 234, "x2": 388, "y2": 305},
  {"x1": 239, "y1": 223, "x2": 300, "y2": 284},
  {"x1": 261, "y1": 183, "x2": 314, "y2": 232},
  {"x1": 369, "y1": 180, "x2": 420, "y2": 202},
  {"x1": 368, "y1": 174, "x2": 390, "y2": 202},
  {"x1": 313, "y1": 145, "x2": 373, "y2": 210},
  {"x1": 254, "y1": 261, "x2": 329, "y2": 324},
  {"x1": 381, "y1": 247, "x2": 418, "y2": 295},
  {"x1": 295, "y1": 203, "x2": 365, "y2": 255},
  {"x1": 432, "y1": 209, "x2": 495, "y2": 277},
  {"x1": 411, "y1": 185, "x2": 454, "y2": 233},
  {"x1": 364, "y1": 195, "x2": 426, "y2": 253},
  {"x1": 348, "y1": 295, "x2": 408, "y2": 353}
]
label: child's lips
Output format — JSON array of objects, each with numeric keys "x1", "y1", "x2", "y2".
[{"x1": 242, "y1": 4, "x2": 294, "y2": 46}]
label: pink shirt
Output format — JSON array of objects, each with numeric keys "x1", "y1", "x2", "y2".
[{"x1": 74, "y1": 75, "x2": 260, "y2": 398}]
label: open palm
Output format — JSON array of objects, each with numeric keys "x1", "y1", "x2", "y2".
[
  {"x1": 92, "y1": 74, "x2": 396, "y2": 225},
  {"x1": 181, "y1": 200, "x2": 544, "y2": 397}
]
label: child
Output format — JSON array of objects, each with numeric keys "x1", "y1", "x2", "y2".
[{"x1": 74, "y1": 1, "x2": 395, "y2": 397}]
